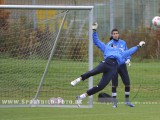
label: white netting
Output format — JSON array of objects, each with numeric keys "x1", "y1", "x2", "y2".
[{"x1": 0, "y1": 8, "x2": 92, "y2": 107}]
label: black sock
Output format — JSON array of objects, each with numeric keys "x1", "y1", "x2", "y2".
[{"x1": 125, "y1": 86, "x2": 130, "y2": 101}]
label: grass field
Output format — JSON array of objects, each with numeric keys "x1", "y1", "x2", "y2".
[
  {"x1": 0, "y1": 104, "x2": 160, "y2": 120},
  {"x1": 1, "y1": 57, "x2": 160, "y2": 101},
  {"x1": 0, "y1": 57, "x2": 160, "y2": 119}
]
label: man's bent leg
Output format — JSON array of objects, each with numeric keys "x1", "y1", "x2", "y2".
[{"x1": 71, "y1": 62, "x2": 105, "y2": 86}]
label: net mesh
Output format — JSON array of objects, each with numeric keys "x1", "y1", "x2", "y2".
[{"x1": 0, "y1": 9, "x2": 91, "y2": 106}]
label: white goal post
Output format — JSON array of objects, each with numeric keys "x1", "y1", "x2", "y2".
[{"x1": 0, "y1": 5, "x2": 94, "y2": 108}]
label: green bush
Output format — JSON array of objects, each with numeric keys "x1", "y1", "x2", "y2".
[
  {"x1": 1, "y1": 15, "x2": 159, "y2": 60},
  {"x1": 121, "y1": 27, "x2": 160, "y2": 59}
]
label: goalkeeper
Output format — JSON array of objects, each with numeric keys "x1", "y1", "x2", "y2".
[
  {"x1": 109, "y1": 28, "x2": 134, "y2": 108},
  {"x1": 70, "y1": 22, "x2": 145, "y2": 106}
]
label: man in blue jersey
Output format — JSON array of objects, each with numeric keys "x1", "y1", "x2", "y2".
[
  {"x1": 70, "y1": 23, "x2": 145, "y2": 107},
  {"x1": 109, "y1": 29, "x2": 134, "y2": 108}
]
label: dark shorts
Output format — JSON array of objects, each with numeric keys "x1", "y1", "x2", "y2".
[
  {"x1": 80, "y1": 58, "x2": 118, "y2": 96},
  {"x1": 112, "y1": 64, "x2": 130, "y2": 86}
]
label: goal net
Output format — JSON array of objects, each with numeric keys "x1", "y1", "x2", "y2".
[{"x1": 0, "y1": 5, "x2": 93, "y2": 108}]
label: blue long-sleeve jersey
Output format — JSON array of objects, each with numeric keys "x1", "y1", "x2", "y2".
[
  {"x1": 107, "y1": 38, "x2": 131, "y2": 60},
  {"x1": 93, "y1": 32, "x2": 138, "y2": 65}
]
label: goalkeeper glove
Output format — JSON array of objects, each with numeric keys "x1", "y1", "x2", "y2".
[
  {"x1": 92, "y1": 22, "x2": 98, "y2": 31},
  {"x1": 137, "y1": 41, "x2": 145, "y2": 48},
  {"x1": 125, "y1": 59, "x2": 131, "y2": 67}
]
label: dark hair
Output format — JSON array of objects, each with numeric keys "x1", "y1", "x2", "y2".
[
  {"x1": 111, "y1": 28, "x2": 119, "y2": 34},
  {"x1": 110, "y1": 29, "x2": 119, "y2": 41},
  {"x1": 109, "y1": 36, "x2": 113, "y2": 40}
]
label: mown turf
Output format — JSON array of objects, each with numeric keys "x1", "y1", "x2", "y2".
[
  {"x1": 0, "y1": 57, "x2": 160, "y2": 102},
  {"x1": 0, "y1": 104, "x2": 160, "y2": 120},
  {"x1": 0, "y1": 57, "x2": 160, "y2": 120}
]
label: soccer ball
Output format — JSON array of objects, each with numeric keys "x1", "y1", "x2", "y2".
[
  {"x1": 152, "y1": 16, "x2": 160, "y2": 27},
  {"x1": 49, "y1": 97, "x2": 64, "y2": 105},
  {"x1": 49, "y1": 97, "x2": 58, "y2": 105}
]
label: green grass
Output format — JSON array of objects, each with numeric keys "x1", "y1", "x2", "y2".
[
  {"x1": 0, "y1": 57, "x2": 160, "y2": 101},
  {"x1": 0, "y1": 104, "x2": 160, "y2": 120},
  {"x1": 0, "y1": 57, "x2": 160, "y2": 120}
]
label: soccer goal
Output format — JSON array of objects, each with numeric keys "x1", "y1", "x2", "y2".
[{"x1": 0, "y1": 5, "x2": 94, "y2": 108}]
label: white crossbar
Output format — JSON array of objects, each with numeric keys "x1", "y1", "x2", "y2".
[{"x1": 0, "y1": 5, "x2": 93, "y2": 10}]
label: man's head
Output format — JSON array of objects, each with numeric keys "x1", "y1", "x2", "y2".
[{"x1": 111, "y1": 28, "x2": 119, "y2": 40}]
